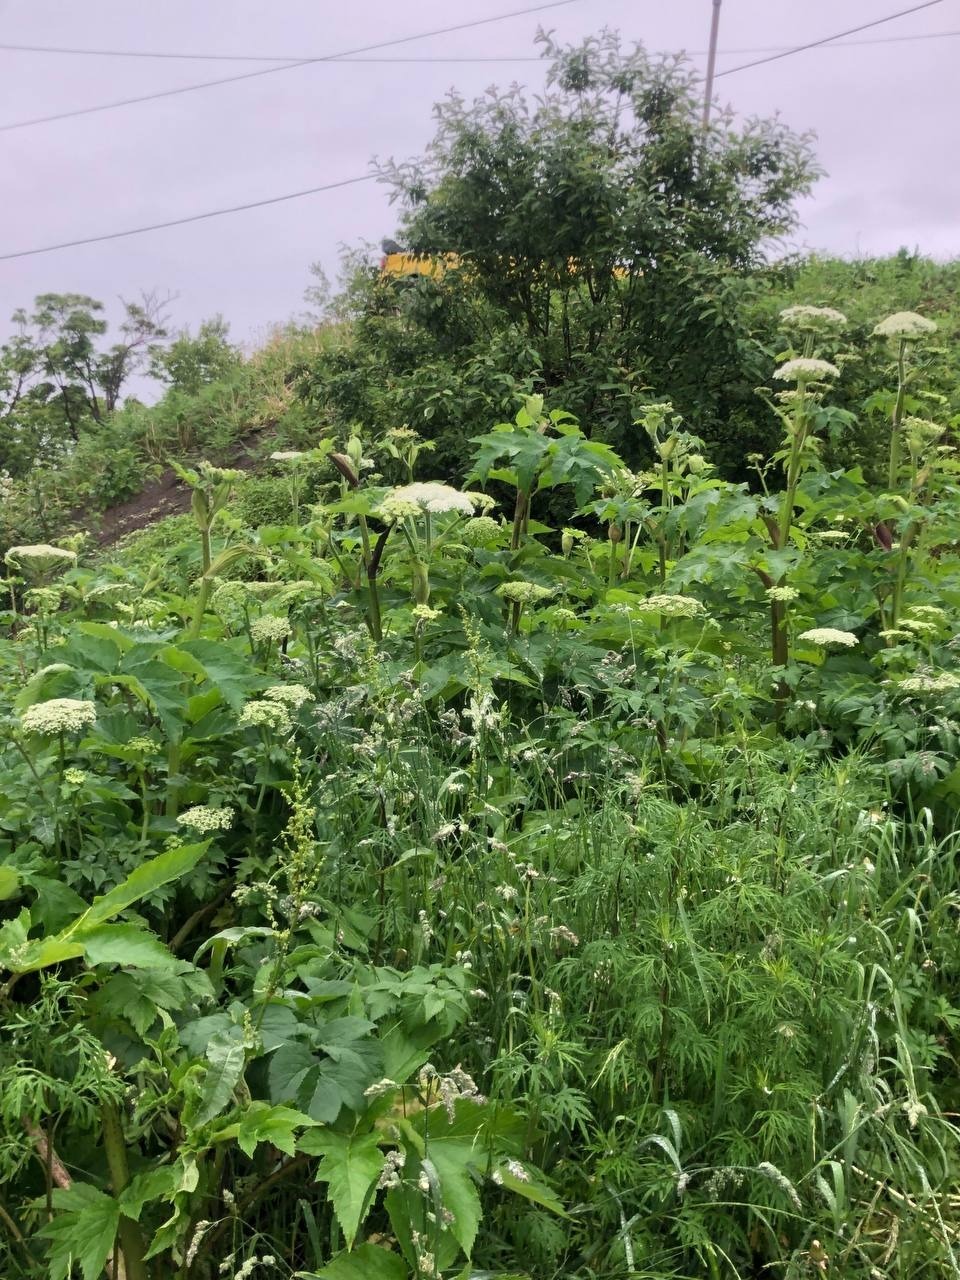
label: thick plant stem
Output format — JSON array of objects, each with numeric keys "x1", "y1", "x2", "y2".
[
  {"x1": 887, "y1": 338, "x2": 907, "y2": 492},
  {"x1": 102, "y1": 1102, "x2": 149, "y2": 1280},
  {"x1": 890, "y1": 521, "x2": 919, "y2": 626}
]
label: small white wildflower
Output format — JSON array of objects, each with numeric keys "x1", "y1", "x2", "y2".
[
  {"x1": 495, "y1": 884, "x2": 518, "y2": 903},
  {"x1": 250, "y1": 615, "x2": 292, "y2": 644},
  {"x1": 873, "y1": 311, "x2": 938, "y2": 340},
  {"x1": 505, "y1": 1159, "x2": 530, "y2": 1183},
  {"x1": 377, "y1": 1148, "x2": 406, "y2": 1190},
  {"x1": 549, "y1": 924, "x2": 580, "y2": 946},
  {"x1": 903, "y1": 1098, "x2": 928, "y2": 1127},
  {"x1": 773, "y1": 358, "x2": 840, "y2": 382},
  {"x1": 185, "y1": 1221, "x2": 212, "y2": 1268},
  {"x1": 178, "y1": 805, "x2": 234, "y2": 833},
  {"x1": 20, "y1": 698, "x2": 97, "y2": 735},
  {"x1": 766, "y1": 585, "x2": 799, "y2": 603},
  {"x1": 798, "y1": 628, "x2": 859, "y2": 648}
]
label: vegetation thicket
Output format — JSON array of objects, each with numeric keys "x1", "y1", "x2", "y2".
[{"x1": 2, "y1": 29, "x2": 960, "y2": 1280}]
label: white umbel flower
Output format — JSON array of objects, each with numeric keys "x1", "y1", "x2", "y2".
[
  {"x1": 897, "y1": 673, "x2": 960, "y2": 695},
  {"x1": 270, "y1": 450, "x2": 305, "y2": 462},
  {"x1": 637, "y1": 593, "x2": 706, "y2": 618},
  {"x1": 779, "y1": 305, "x2": 847, "y2": 331},
  {"x1": 378, "y1": 482, "x2": 489, "y2": 521},
  {"x1": 4, "y1": 544, "x2": 77, "y2": 573},
  {"x1": 239, "y1": 699, "x2": 293, "y2": 732},
  {"x1": 872, "y1": 311, "x2": 938, "y2": 340},
  {"x1": 178, "y1": 805, "x2": 235, "y2": 833},
  {"x1": 250, "y1": 615, "x2": 292, "y2": 643},
  {"x1": 263, "y1": 684, "x2": 314, "y2": 708},
  {"x1": 20, "y1": 698, "x2": 97, "y2": 735},
  {"x1": 496, "y1": 581, "x2": 554, "y2": 605},
  {"x1": 766, "y1": 585, "x2": 799, "y2": 603},
  {"x1": 773, "y1": 358, "x2": 840, "y2": 382},
  {"x1": 798, "y1": 627, "x2": 859, "y2": 648}
]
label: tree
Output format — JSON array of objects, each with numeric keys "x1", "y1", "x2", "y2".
[
  {"x1": 150, "y1": 316, "x2": 240, "y2": 395},
  {"x1": 0, "y1": 292, "x2": 169, "y2": 475},
  {"x1": 363, "y1": 29, "x2": 821, "y2": 465}
]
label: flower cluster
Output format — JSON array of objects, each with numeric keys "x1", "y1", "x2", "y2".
[
  {"x1": 872, "y1": 311, "x2": 938, "y2": 340},
  {"x1": 496, "y1": 581, "x2": 555, "y2": 606},
  {"x1": 20, "y1": 698, "x2": 97, "y2": 735},
  {"x1": 897, "y1": 673, "x2": 960, "y2": 696},
  {"x1": 773, "y1": 358, "x2": 840, "y2": 382},
  {"x1": 270, "y1": 450, "x2": 305, "y2": 463},
  {"x1": 178, "y1": 805, "x2": 235, "y2": 833},
  {"x1": 798, "y1": 628, "x2": 859, "y2": 648},
  {"x1": 250, "y1": 615, "x2": 292, "y2": 644},
  {"x1": 238, "y1": 699, "x2": 292, "y2": 733},
  {"x1": 4, "y1": 544, "x2": 78, "y2": 576},
  {"x1": 377, "y1": 482, "x2": 490, "y2": 521},
  {"x1": 263, "y1": 684, "x2": 314, "y2": 708},
  {"x1": 779, "y1": 305, "x2": 847, "y2": 332},
  {"x1": 460, "y1": 515, "x2": 502, "y2": 547},
  {"x1": 766, "y1": 585, "x2": 799, "y2": 603},
  {"x1": 638, "y1": 593, "x2": 706, "y2": 618}
]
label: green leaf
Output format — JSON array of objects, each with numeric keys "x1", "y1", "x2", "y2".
[
  {"x1": 234, "y1": 1103, "x2": 317, "y2": 1158},
  {"x1": 39, "y1": 1184, "x2": 120, "y2": 1280},
  {"x1": 81, "y1": 924, "x2": 179, "y2": 969},
  {"x1": 84, "y1": 842, "x2": 209, "y2": 927},
  {"x1": 423, "y1": 1142, "x2": 482, "y2": 1257},
  {"x1": 193, "y1": 1032, "x2": 246, "y2": 1126},
  {"x1": 308, "y1": 1242, "x2": 407, "y2": 1280},
  {"x1": 311, "y1": 1130, "x2": 385, "y2": 1248},
  {"x1": 0, "y1": 864, "x2": 19, "y2": 900}
]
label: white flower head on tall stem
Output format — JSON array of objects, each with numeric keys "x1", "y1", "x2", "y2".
[
  {"x1": 773, "y1": 358, "x2": 840, "y2": 383},
  {"x1": 20, "y1": 698, "x2": 97, "y2": 734},
  {"x1": 377, "y1": 482, "x2": 491, "y2": 522},
  {"x1": 798, "y1": 627, "x2": 858, "y2": 648},
  {"x1": 872, "y1": 311, "x2": 938, "y2": 340},
  {"x1": 779, "y1": 305, "x2": 847, "y2": 333}
]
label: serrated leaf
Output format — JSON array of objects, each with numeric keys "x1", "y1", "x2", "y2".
[
  {"x1": 0, "y1": 865, "x2": 19, "y2": 900},
  {"x1": 81, "y1": 924, "x2": 179, "y2": 969},
  {"x1": 234, "y1": 1102, "x2": 316, "y2": 1158},
  {"x1": 309, "y1": 1242, "x2": 407, "y2": 1279},
  {"x1": 194, "y1": 1032, "x2": 246, "y2": 1126},
  {"x1": 311, "y1": 1130, "x2": 385, "y2": 1248},
  {"x1": 39, "y1": 1184, "x2": 120, "y2": 1280}
]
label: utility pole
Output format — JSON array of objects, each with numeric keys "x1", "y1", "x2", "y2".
[{"x1": 701, "y1": 0, "x2": 723, "y2": 132}]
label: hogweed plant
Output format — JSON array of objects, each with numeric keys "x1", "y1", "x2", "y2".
[{"x1": 2, "y1": 302, "x2": 960, "y2": 1280}]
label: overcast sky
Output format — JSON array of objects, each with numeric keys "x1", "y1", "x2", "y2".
[{"x1": 0, "y1": 0, "x2": 957, "y2": 357}]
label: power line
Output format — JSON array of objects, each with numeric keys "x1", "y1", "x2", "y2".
[
  {"x1": 0, "y1": 174, "x2": 376, "y2": 262},
  {"x1": 714, "y1": 0, "x2": 945, "y2": 78},
  {"x1": 0, "y1": 0, "x2": 580, "y2": 134},
  {"x1": 0, "y1": 27, "x2": 957, "y2": 63},
  {"x1": 0, "y1": 0, "x2": 952, "y2": 263}
]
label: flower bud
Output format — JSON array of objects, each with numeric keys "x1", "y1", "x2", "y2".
[
  {"x1": 346, "y1": 433, "x2": 364, "y2": 467},
  {"x1": 608, "y1": 522, "x2": 622, "y2": 545},
  {"x1": 561, "y1": 531, "x2": 575, "y2": 556}
]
